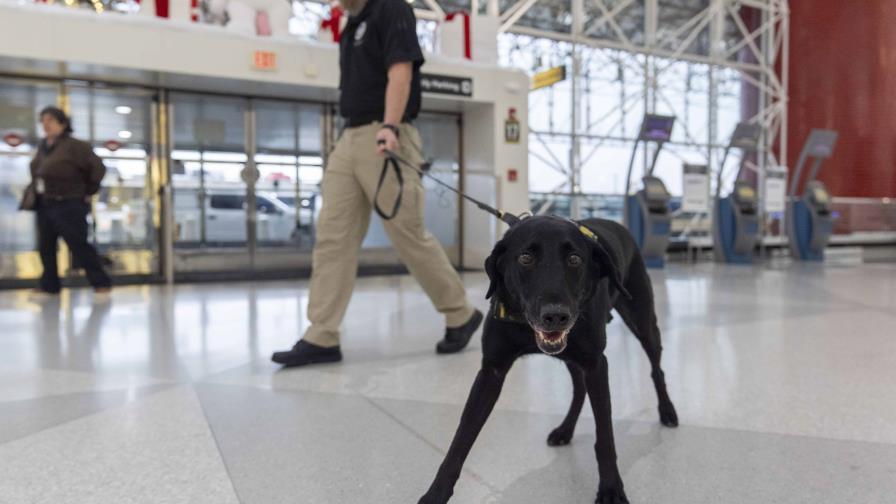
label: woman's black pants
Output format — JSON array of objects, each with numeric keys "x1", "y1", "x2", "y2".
[{"x1": 36, "y1": 198, "x2": 111, "y2": 293}]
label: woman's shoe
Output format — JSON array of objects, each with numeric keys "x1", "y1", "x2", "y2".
[{"x1": 93, "y1": 287, "x2": 112, "y2": 303}]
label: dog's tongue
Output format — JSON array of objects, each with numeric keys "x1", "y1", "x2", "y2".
[{"x1": 541, "y1": 331, "x2": 564, "y2": 341}]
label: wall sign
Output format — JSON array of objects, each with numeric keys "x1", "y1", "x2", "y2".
[
  {"x1": 681, "y1": 163, "x2": 710, "y2": 212},
  {"x1": 104, "y1": 139, "x2": 122, "y2": 152},
  {"x1": 765, "y1": 166, "x2": 788, "y2": 213},
  {"x1": 252, "y1": 50, "x2": 278, "y2": 71},
  {"x1": 3, "y1": 132, "x2": 24, "y2": 148},
  {"x1": 504, "y1": 108, "x2": 520, "y2": 144},
  {"x1": 420, "y1": 73, "x2": 472, "y2": 97},
  {"x1": 531, "y1": 65, "x2": 566, "y2": 90}
]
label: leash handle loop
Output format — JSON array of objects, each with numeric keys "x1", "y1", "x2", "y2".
[{"x1": 374, "y1": 154, "x2": 404, "y2": 221}]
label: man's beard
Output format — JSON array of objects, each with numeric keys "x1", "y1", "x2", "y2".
[{"x1": 340, "y1": 0, "x2": 368, "y2": 15}]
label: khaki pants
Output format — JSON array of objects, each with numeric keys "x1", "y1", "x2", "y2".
[{"x1": 302, "y1": 122, "x2": 474, "y2": 347}]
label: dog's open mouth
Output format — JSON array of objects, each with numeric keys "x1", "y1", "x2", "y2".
[{"x1": 534, "y1": 329, "x2": 569, "y2": 355}]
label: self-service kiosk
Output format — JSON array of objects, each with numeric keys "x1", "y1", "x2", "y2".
[
  {"x1": 787, "y1": 129, "x2": 838, "y2": 261},
  {"x1": 624, "y1": 114, "x2": 676, "y2": 268},
  {"x1": 712, "y1": 123, "x2": 762, "y2": 264}
]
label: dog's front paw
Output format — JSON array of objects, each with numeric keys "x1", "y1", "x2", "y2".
[
  {"x1": 595, "y1": 487, "x2": 629, "y2": 504},
  {"x1": 546, "y1": 425, "x2": 574, "y2": 446},
  {"x1": 658, "y1": 401, "x2": 678, "y2": 428}
]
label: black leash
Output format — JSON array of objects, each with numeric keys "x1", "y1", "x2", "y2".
[{"x1": 374, "y1": 139, "x2": 520, "y2": 227}]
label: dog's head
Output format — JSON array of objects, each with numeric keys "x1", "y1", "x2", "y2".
[{"x1": 484, "y1": 216, "x2": 628, "y2": 355}]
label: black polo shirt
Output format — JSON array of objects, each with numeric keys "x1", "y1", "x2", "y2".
[{"x1": 338, "y1": 0, "x2": 424, "y2": 125}]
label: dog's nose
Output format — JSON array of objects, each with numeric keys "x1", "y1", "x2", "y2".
[{"x1": 540, "y1": 305, "x2": 571, "y2": 328}]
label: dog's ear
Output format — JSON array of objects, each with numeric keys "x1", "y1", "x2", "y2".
[
  {"x1": 484, "y1": 239, "x2": 507, "y2": 300},
  {"x1": 591, "y1": 239, "x2": 632, "y2": 299}
]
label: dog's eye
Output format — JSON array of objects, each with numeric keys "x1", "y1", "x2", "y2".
[
  {"x1": 567, "y1": 254, "x2": 583, "y2": 267},
  {"x1": 518, "y1": 253, "x2": 535, "y2": 266}
]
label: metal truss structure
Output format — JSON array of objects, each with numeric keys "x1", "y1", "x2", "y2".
[{"x1": 410, "y1": 0, "x2": 789, "y2": 220}]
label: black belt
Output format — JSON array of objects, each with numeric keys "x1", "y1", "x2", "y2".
[
  {"x1": 38, "y1": 195, "x2": 83, "y2": 204},
  {"x1": 345, "y1": 116, "x2": 414, "y2": 128}
]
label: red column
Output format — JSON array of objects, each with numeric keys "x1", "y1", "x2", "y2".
[{"x1": 786, "y1": 0, "x2": 896, "y2": 197}]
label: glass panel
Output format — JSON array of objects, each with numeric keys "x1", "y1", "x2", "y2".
[
  {"x1": 0, "y1": 80, "x2": 56, "y2": 147},
  {"x1": 0, "y1": 81, "x2": 56, "y2": 274},
  {"x1": 171, "y1": 94, "x2": 248, "y2": 249},
  {"x1": 0, "y1": 155, "x2": 36, "y2": 253},
  {"x1": 94, "y1": 156, "x2": 153, "y2": 247},
  {"x1": 256, "y1": 101, "x2": 297, "y2": 153},
  {"x1": 254, "y1": 101, "x2": 322, "y2": 249},
  {"x1": 173, "y1": 94, "x2": 246, "y2": 151},
  {"x1": 68, "y1": 86, "x2": 155, "y2": 250},
  {"x1": 69, "y1": 87, "x2": 151, "y2": 147}
]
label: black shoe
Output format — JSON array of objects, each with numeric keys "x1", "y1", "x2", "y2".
[
  {"x1": 436, "y1": 309, "x2": 484, "y2": 354},
  {"x1": 271, "y1": 340, "x2": 343, "y2": 367}
]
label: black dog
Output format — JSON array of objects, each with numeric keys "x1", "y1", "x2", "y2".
[{"x1": 418, "y1": 215, "x2": 678, "y2": 504}]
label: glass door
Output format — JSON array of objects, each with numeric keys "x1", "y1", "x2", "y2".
[
  {"x1": 253, "y1": 100, "x2": 324, "y2": 252},
  {"x1": 0, "y1": 79, "x2": 58, "y2": 284},
  {"x1": 170, "y1": 93, "x2": 253, "y2": 274},
  {"x1": 170, "y1": 95, "x2": 330, "y2": 275},
  {"x1": 0, "y1": 79, "x2": 159, "y2": 286}
]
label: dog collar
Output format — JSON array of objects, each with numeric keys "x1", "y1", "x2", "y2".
[
  {"x1": 490, "y1": 300, "x2": 527, "y2": 325},
  {"x1": 575, "y1": 222, "x2": 599, "y2": 242}
]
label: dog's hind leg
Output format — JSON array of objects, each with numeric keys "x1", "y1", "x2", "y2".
[
  {"x1": 418, "y1": 362, "x2": 513, "y2": 504},
  {"x1": 614, "y1": 254, "x2": 679, "y2": 427},
  {"x1": 547, "y1": 361, "x2": 586, "y2": 446}
]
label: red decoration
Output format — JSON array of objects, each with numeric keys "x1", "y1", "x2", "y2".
[
  {"x1": 445, "y1": 11, "x2": 472, "y2": 60},
  {"x1": 104, "y1": 140, "x2": 122, "y2": 152},
  {"x1": 320, "y1": 5, "x2": 344, "y2": 43},
  {"x1": 154, "y1": 0, "x2": 169, "y2": 18},
  {"x1": 508, "y1": 169, "x2": 518, "y2": 183},
  {"x1": 3, "y1": 133, "x2": 25, "y2": 148}
]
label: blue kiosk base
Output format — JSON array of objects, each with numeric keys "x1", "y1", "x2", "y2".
[
  {"x1": 790, "y1": 200, "x2": 826, "y2": 262},
  {"x1": 716, "y1": 197, "x2": 758, "y2": 265},
  {"x1": 626, "y1": 195, "x2": 667, "y2": 269}
]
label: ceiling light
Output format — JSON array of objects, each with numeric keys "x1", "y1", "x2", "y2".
[
  {"x1": 118, "y1": 130, "x2": 133, "y2": 139},
  {"x1": 115, "y1": 106, "x2": 132, "y2": 115}
]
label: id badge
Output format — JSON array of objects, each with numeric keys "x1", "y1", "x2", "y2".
[{"x1": 35, "y1": 178, "x2": 46, "y2": 194}]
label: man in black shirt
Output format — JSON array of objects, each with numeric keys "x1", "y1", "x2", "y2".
[{"x1": 272, "y1": 0, "x2": 483, "y2": 367}]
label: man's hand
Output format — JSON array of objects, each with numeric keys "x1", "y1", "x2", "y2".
[{"x1": 376, "y1": 126, "x2": 399, "y2": 156}]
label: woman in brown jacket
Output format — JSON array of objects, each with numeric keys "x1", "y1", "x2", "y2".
[{"x1": 30, "y1": 106, "x2": 111, "y2": 297}]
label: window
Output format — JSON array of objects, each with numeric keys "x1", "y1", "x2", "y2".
[
  {"x1": 210, "y1": 194, "x2": 245, "y2": 210},
  {"x1": 256, "y1": 197, "x2": 278, "y2": 214}
]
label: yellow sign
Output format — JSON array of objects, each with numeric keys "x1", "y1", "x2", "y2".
[
  {"x1": 531, "y1": 66, "x2": 567, "y2": 90},
  {"x1": 252, "y1": 51, "x2": 278, "y2": 71}
]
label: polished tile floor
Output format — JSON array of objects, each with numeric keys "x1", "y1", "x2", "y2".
[{"x1": 2, "y1": 261, "x2": 896, "y2": 503}]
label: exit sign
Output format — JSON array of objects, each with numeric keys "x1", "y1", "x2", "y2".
[{"x1": 253, "y1": 51, "x2": 277, "y2": 71}]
